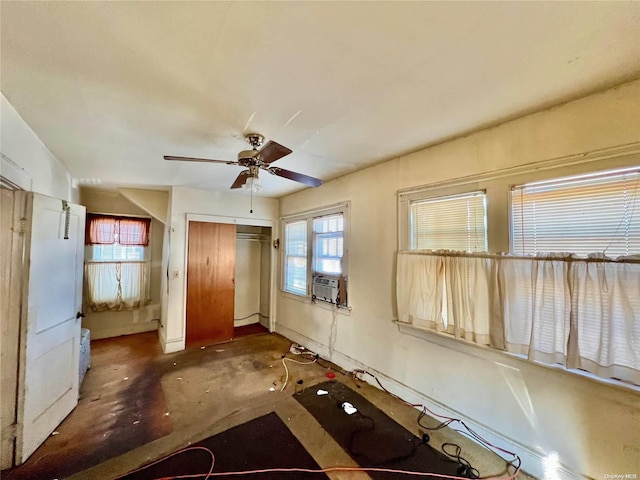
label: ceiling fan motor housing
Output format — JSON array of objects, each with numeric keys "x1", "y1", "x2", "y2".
[{"x1": 238, "y1": 149, "x2": 257, "y2": 163}]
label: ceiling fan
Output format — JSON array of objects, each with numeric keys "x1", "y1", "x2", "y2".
[{"x1": 164, "y1": 134, "x2": 323, "y2": 191}]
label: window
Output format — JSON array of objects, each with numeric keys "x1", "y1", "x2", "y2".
[
  {"x1": 511, "y1": 167, "x2": 640, "y2": 256},
  {"x1": 397, "y1": 164, "x2": 640, "y2": 385},
  {"x1": 283, "y1": 220, "x2": 307, "y2": 296},
  {"x1": 404, "y1": 190, "x2": 487, "y2": 330},
  {"x1": 409, "y1": 191, "x2": 487, "y2": 252},
  {"x1": 313, "y1": 214, "x2": 344, "y2": 275},
  {"x1": 84, "y1": 214, "x2": 151, "y2": 311},
  {"x1": 282, "y1": 204, "x2": 349, "y2": 307}
]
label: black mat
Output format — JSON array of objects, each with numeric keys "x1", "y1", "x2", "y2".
[
  {"x1": 295, "y1": 381, "x2": 465, "y2": 480},
  {"x1": 119, "y1": 412, "x2": 328, "y2": 479}
]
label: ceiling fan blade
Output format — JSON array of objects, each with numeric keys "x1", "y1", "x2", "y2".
[
  {"x1": 164, "y1": 155, "x2": 237, "y2": 165},
  {"x1": 256, "y1": 141, "x2": 292, "y2": 165},
  {"x1": 230, "y1": 170, "x2": 251, "y2": 189},
  {"x1": 267, "y1": 167, "x2": 323, "y2": 187}
]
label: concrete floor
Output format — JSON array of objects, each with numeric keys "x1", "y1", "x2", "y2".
[{"x1": 3, "y1": 329, "x2": 532, "y2": 480}]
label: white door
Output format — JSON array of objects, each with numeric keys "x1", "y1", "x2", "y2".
[{"x1": 15, "y1": 192, "x2": 86, "y2": 464}]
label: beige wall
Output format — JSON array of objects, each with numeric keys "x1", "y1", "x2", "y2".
[
  {"x1": 277, "y1": 80, "x2": 640, "y2": 479},
  {"x1": 235, "y1": 236, "x2": 261, "y2": 326},
  {"x1": 235, "y1": 226, "x2": 272, "y2": 327},
  {"x1": 1, "y1": 93, "x2": 75, "y2": 202},
  {"x1": 79, "y1": 188, "x2": 164, "y2": 339}
]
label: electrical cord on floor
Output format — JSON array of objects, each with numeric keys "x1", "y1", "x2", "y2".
[
  {"x1": 276, "y1": 345, "x2": 520, "y2": 479},
  {"x1": 280, "y1": 355, "x2": 317, "y2": 392},
  {"x1": 351, "y1": 368, "x2": 522, "y2": 480},
  {"x1": 315, "y1": 356, "x2": 350, "y2": 376},
  {"x1": 233, "y1": 312, "x2": 268, "y2": 321},
  {"x1": 442, "y1": 443, "x2": 480, "y2": 479},
  {"x1": 115, "y1": 444, "x2": 500, "y2": 480},
  {"x1": 418, "y1": 406, "x2": 455, "y2": 431}
]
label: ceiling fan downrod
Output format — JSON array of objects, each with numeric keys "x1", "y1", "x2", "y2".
[{"x1": 245, "y1": 133, "x2": 264, "y2": 150}]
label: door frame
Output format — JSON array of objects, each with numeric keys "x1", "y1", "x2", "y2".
[
  {"x1": 0, "y1": 185, "x2": 25, "y2": 469},
  {"x1": 183, "y1": 214, "x2": 276, "y2": 337}
]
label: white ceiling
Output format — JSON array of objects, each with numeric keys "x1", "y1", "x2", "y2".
[{"x1": 2, "y1": 1, "x2": 639, "y2": 197}]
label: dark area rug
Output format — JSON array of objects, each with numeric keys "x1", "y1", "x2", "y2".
[
  {"x1": 118, "y1": 411, "x2": 329, "y2": 479},
  {"x1": 294, "y1": 380, "x2": 467, "y2": 480}
]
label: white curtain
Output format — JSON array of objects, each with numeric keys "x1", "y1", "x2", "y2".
[
  {"x1": 396, "y1": 253, "x2": 490, "y2": 340},
  {"x1": 443, "y1": 256, "x2": 491, "y2": 345},
  {"x1": 568, "y1": 260, "x2": 640, "y2": 384},
  {"x1": 396, "y1": 251, "x2": 639, "y2": 384},
  {"x1": 396, "y1": 253, "x2": 444, "y2": 331},
  {"x1": 85, "y1": 262, "x2": 150, "y2": 311},
  {"x1": 500, "y1": 257, "x2": 571, "y2": 364}
]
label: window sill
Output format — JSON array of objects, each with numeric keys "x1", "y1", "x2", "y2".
[
  {"x1": 394, "y1": 321, "x2": 640, "y2": 394},
  {"x1": 280, "y1": 290, "x2": 351, "y2": 316}
]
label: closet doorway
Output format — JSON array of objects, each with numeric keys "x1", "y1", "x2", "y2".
[
  {"x1": 186, "y1": 221, "x2": 236, "y2": 347},
  {"x1": 184, "y1": 215, "x2": 274, "y2": 349}
]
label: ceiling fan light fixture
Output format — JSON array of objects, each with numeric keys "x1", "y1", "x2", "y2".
[{"x1": 242, "y1": 176, "x2": 262, "y2": 193}]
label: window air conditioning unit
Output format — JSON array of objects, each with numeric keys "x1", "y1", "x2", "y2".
[{"x1": 312, "y1": 275, "x2": 339, "y2": 304}]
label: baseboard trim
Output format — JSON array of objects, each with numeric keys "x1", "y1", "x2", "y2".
[
  {"x1": 275, "y1": 323, "x2": 579, "y2": 480},
  {"x1": 234, "y1": 314, "x2": 262, "y2": 327},
  {"x1": 87, "y1": 321, "x2": 159, "y2": 340},
  {"x1": 162, "y1": 336, "x2": 185, "y2": 354}
]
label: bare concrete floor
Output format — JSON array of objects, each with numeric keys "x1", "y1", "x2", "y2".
[{"x1": 3, "y1": 330, "x2": 532, "y2": 480}]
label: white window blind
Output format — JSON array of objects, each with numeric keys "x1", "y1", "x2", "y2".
[
  {"x1": 284, "y1": 220, "x2": 307, "y2": 295},
  {"x1": 511, "y1": 168, "x2": 640, "y2": 257},
  {"x1": 410, "y1": 191, "x2": 487, "y2": 252},
  {"x1": 313, "y1": 214, "x2": 344, "y2": 275}
]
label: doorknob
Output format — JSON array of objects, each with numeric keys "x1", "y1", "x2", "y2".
[{"x1": 76, "y1": 311, "x2": 85, "y2": 319}]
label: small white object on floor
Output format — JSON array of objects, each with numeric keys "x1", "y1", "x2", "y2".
[
  {"x1": 316, "y1": 389, "x2": 329, "y2": 396},
  {"x1": 269, "y1": 386, "x2": 276, "y2": 392},
  {"x1": 51, "y1": 431, "x2": 59, "y2": 436},
  {"x1": 341, "y1": 402, "x2": 357, "y2": 415},
  {"x1": 201, "y1": 346, "x2": 205, "y2": 349}
]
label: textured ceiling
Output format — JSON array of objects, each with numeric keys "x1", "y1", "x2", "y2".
[{"x1": 2, "y1": 1, "x2": 639, "y2": 197}]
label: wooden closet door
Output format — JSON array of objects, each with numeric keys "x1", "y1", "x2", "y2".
[{"x1": 186, "y1": 221, "x2": 236, "y2": 347}]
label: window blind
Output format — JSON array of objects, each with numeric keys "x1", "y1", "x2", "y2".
[
  {"x1": 511, "y1": 168, "x2": 640, "y2": 257},
  {"x1": 313, "y1": 214, "x2": 344, "y2": 275},
  {"x1": 410, "y1": 191, "x2": 487, "y2": 252},
  {"x1": 284, "y1": 220, "x2": 307, "y2": 295}
]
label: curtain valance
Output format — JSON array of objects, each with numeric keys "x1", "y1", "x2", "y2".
[{"x1": 85, "y1": 214, "x2": 151, "y2": 246}]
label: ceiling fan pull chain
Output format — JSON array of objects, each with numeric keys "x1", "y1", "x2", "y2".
[{"x1": 250, "y1": 188, "x2": 254, "y2": 214}]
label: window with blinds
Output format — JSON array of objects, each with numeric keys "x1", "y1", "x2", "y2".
[
  {"x1": 409, "y1": 191, "x2": 487, "y2": 251},
  {"x1": 313, "y1": 214, "x2": 344, "y2": 275},
  {"x1": 284, "y1": 220, "x2": 307, "y2": 295},
  {"x1": 511, "y1": 167, "x2": 640, "y2": 257},
  {"x1": 282, "y1": 203, "x2": 349, "y2": 306}
]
